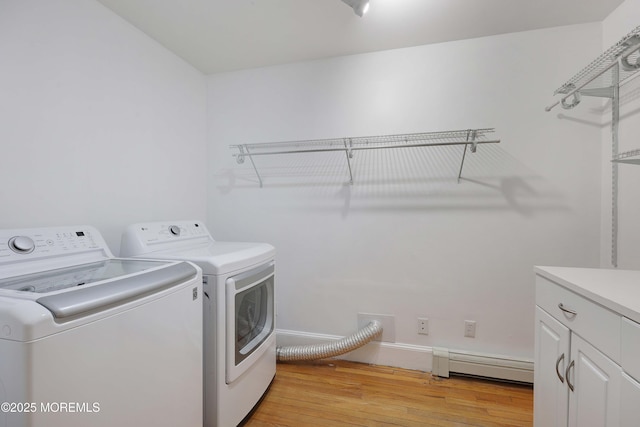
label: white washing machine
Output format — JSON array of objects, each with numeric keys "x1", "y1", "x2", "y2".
[
  {"x1": 120, "y1": 220, "x2": 275, "y2": 427},
  {"x1": 0, "y1": 225, "x2": 203, "y2": 427}
]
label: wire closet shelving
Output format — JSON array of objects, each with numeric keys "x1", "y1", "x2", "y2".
[
  {"x1": 546, "y1": 24, "x2": 640, "y2": 267},
  {"x1": 230, "y1": 128, "x2": 500, "y2": 188}
]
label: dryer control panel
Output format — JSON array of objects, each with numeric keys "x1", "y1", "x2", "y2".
[{"x1": 120, "y1": 220, "x2": 212, "y2": 257}]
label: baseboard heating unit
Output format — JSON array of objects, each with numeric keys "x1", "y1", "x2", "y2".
[{"x1": 431, "y1": 348, "x2": 533, "y2": 383}]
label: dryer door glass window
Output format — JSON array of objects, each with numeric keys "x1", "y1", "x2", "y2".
[{"x1": 234, "y1": 274, "x2": 274, "y2": 365}]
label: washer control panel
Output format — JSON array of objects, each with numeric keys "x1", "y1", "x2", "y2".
[{"x1": 0, "y1": 226, "x2": 105, "y2": 264}]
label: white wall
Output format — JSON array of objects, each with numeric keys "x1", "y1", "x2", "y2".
[
  {"x1": 0, "y1": 0, "x2": 207, "y2": 253},
  {"x1": 0, "y1": 0, "x2": 610, "y2": 371},
  {"x1": 601, "y1": 0, "x2": 640, "y2": 269},
  {"x1": 207, "y1": 23, "x2": 603, "y2": 367}
]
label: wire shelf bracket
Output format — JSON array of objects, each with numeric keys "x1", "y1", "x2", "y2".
[
  {"x1": 231, "y1": 128, "x2": 500, "y2": 188},
  {"x1": 545, "y1": 24, "x2": 640, "y2": 268}
]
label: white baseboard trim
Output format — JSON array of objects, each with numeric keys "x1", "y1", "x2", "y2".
[
  {"x1": 276, "y1": 329, "x2": 534, "y2": 383},
  {"x1": 276, "y1": 329, "x2": 433, "y2": 372}
]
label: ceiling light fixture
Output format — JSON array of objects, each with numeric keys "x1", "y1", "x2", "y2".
[{"x1": 341, "y1": 0, "x2": 370, "y2": 17}]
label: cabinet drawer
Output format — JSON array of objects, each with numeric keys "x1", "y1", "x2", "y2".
[
  {"x1": 536, "y1": 275, "x2": 621, "y2": 364},
  {"x1": 621, "y1": 317, "x2": 640, "y2": 381}
]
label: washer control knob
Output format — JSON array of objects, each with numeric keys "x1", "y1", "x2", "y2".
[
  {"x1": 169, "y1": 225, "x2": 181, "y2": 236},
  {"x1": 8, "y1": 236, "x2": 36, "y2": 254}
]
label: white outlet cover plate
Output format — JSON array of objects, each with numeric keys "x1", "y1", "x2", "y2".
[
  {"x1": 357, "y1": 313, "x2": 395, "y2": 343},
  {"x1": 464, "y1": 320, "x2": 476, "y2": 338}
]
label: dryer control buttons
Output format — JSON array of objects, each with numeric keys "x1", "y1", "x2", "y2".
[
  {"x1": 8, "y1": 236, "x2": 36, "y2": 254},
  {"x1": 169, "y1": 225, "x2": 181, "y2": 236}
]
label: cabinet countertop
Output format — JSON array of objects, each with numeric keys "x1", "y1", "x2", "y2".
[{"x1": 535, "y1": 266, "x2": 640, "y2": 324}]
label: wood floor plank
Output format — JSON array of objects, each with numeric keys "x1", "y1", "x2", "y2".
[{"x1": 242, "y1": 360, "x2": 533, "y2": 427}]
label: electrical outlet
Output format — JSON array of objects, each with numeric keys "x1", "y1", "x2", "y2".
[
  {"x1": 464, "y1": 320, "x2": 476, "y2": 338},
  {"x1": 417, "y1": 318, "x2": 429, "y2": 335}
]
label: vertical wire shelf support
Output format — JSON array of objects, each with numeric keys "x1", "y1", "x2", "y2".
[
  {"x1": 545, "y1": 25, "x2": 640, "y2": 267},
  {"x1": 230, "y1": 128, "x2": 500, "y2": 188}
]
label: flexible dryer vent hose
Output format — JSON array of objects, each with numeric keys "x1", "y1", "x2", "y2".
[{"x1": 276, "y1": 321, "x2": 383, "y2": 362}]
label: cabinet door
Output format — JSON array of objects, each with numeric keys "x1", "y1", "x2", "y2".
[
  {"x1": 534, "y1": 307, "x2": 570, "y2": 427},
  {"x1": 621, "y1": 372, "x2": 640, "y2": 427},
  {"x1": 568, "y1": 334, "x2": 621, "y2": 427}
]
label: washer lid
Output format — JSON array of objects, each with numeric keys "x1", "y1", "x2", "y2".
[
  {"x1": 36, "y1": 261, "x2": 196, "y2": 319},
  {"x1": 0, "y1": 259, "x2": 169, "y2": 294},
  {"x1": 0, "y1": 259, "x2": 199, "y2": 341},
  {"x1": 141, "y1": 241, "x2": 275, "y2": 275},
  {"x1": 0, "y1": 259, "x2": 197, "y2": 319}
]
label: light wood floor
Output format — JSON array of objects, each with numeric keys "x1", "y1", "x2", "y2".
[{"x1": 242, "y1": 360, "x2": 533, "y2": 427}]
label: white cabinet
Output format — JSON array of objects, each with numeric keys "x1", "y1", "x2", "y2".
[
  {"x1": 621, "y1": 372, "x2": 640, "y2": 426},
  {"x1": 567, "y1": 333, "x2": 621, "y2": 427},
  {"x1": 534, "y1": 268, "x2": 640, "y2": 427},
  {"x1": 534, "y1": 307, "x2": 569, "y2": 427},
  {"x1": 534, "y1": 306, "x2": 621, "y2": 427},
  {"x1": 621, "y1": 317, "x2": 640, "y2": 427}
]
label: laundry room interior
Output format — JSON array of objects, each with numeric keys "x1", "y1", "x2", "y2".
[{"x1": 2, "y1": 0, "x2": 640, "y2": 426}]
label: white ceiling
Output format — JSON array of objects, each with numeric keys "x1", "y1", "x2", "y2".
[{"x1": 96, "y1": 0, "x2": 624, "y2": 74}]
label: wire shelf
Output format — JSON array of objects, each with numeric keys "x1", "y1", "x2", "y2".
[
  {"x1": 230, "y1": 128, "x2": 500, "y2": 187},
  {"x1": 612, "y1": 148, "x2": 640, "y2": 165},
  {"x1": 546, "y1": 25, "x2": 640, "y2": 112},
  {"x1": 230, "y1": 129, "x2": 496, "y2": 152},
  {"x1": 555, "y1": 26, "x2": 640, "y2": 96}
]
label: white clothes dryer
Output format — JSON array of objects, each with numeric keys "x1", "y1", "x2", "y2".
[
  {"x1": 0, "y1": 225, "x2": 203, "y2": 427},
  {"x1": 120, "y1": 220, "x2": 275, "y2": 427}
]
